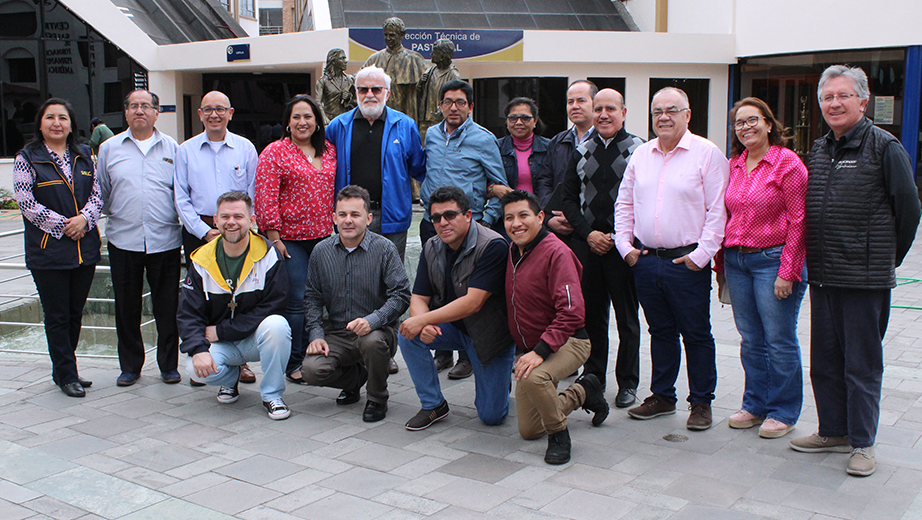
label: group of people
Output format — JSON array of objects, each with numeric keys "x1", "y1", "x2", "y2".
[{"x1": 12, "y1": 63, "x2": 920, "y2": 475}]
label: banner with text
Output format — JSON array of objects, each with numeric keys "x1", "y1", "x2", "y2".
[{"x1": 349, "y1": 28, "x2": 523, "y2": 63}]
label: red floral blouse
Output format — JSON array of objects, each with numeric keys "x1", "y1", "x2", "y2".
[{"x1": 255, "y1": 138, "x2": 336, "y2": 241}]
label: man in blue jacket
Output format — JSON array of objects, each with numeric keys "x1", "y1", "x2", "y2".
[{"x1": 326, "y1": 65, "x2": 426, "y2": 262}]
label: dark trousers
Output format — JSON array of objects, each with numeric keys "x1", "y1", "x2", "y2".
[
  {"x1": 570, "y1": 238, "x2": 641, "y2": 390},
  {"x1": 810, "y1": 285, "x2": 889, "y2": 448},
  {"x1": 32, "y1": 265, "x2": 96, "y2": 386},
  {"x1": 418, "y1": 218, "x2": 470, "y2": 364},
  {"x1": 302, "y1": 327, "x2": 398, "y2": 403},
  {"x1": 632, "y1": 254, "x2": 716, "y2": 404},
  {"x1": 107, "y1": 243, "x2": 181, "y2": 374},
  {"x1": 182, "y1": 228, "x2": 207, "y2": 268}
]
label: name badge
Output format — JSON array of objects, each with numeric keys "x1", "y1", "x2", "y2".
[{"x1": 163, "y1": 157, "x2": 174, "y2": 164}]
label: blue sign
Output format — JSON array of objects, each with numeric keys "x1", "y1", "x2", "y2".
[
  {"x1": 226, "y1": 44, "x2": 250, "y2": 62},
  {"x1": 349, "y1": 29, "x2": 523, "y2": 62},
  {"x1": 160, "y1": 105, "x2": 176, "y2": 113}
]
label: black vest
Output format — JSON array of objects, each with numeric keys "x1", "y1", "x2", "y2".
[
  {"x1": 424, "y1": 222, "x2": 514, "y2": 366},
  {"x1": 18, "y1": 142, "x2": 101, "y2": 270},
  {"x1": 806, "y1": 118, "x2": 898, "y2": 289}
]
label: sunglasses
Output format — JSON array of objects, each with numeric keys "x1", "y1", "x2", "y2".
[
  {"x1": 430, "y1": 210, "x2": 463, "y2": 223},
  {"x1": 357, "y1": 86, "x2": 386, "y2": 95}
]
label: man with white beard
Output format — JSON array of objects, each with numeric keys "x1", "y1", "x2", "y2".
[{"x1": 325, "y1": 65, "x2": 426, "y2": 375}]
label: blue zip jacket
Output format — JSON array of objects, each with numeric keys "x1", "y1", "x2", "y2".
[
  {"x1": 326, "y1": 107, "x2": 426, "y2": 234},
  {"x1": 421, "y1": 117, "x2": 507, "y2": 227}
]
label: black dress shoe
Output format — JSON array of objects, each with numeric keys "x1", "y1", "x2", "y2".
[
  {"x1": 60, "y1": 382, "x2": 86, "y2": 398},
  {"x1": 285, "y1": 372, "x2": 308, "y2": 385},
  {"x1": 78, "y1": 376, "x2": 93, "y2": 388},
  {"x1": 545, "y1": 428, "x2": 571, "y2": 465},
  {"x1": 363, "y1": 400, "x2": 388, "y2": 422},
  {"x1": 388, "y1": 357, "x2": 399, "y2": 374},
  {"x1": 337, "y1": 389, "x2": 360, "y2": 405},
  {"x1": 615, "y1": 388, "x2": 637, "y2": 408}
]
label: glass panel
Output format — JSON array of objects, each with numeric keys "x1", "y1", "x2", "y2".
[{"x1": 472, "y1": 77, "x2": 568, "y2": 138}]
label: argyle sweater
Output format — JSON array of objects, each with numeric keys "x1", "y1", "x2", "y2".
[{"x1": 561, "y1": 128, "x2": 644, "y2": 240}]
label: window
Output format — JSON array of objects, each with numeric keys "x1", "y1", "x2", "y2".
[
  {"x1": 473, "y1": 77, "x2": 568, "y2": 138},
  {"x1": 259, "y1": 8, "x2": 283, "y2": 35},
  {"x1": 240, "y1": 0, "x2": 255, "y2": 19},
  {"x1": 648, "y1": 78, "x2": 710, "y2": 141},
  {"x1": 7, "y1": 56, "x2": 36, "y2": 82}
]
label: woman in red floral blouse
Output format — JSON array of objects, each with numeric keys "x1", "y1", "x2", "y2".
[
  {"x1": 256, "y1": 94, "x2": 336, "y2": 382},
  {"x1": 718, "y1": 97, "x2": 808, "y2": 439}
]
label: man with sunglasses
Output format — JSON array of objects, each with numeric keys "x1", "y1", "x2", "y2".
[
  {"x1": 419, "y1": 79, "x2": 508, "y2": 379},
  {"x1": 614, "y1": 87, "x2": 729, "y2": 431},
  {"x1": 560, "y1": 88, "x2": 644, "y2": 411},
  {"x1": 399, "y1": 186, "x2": 515, "y2": 431},
  {"x1": 174, "y1": 90, "x2": 259, "y2": 386}
]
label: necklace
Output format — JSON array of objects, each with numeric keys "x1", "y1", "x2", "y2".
[{"x1": 513, "y1": 142, "x2": 532, "y2": 152}]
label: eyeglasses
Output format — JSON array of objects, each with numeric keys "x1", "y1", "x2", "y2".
[
  {"x1": 820, "y1": 93, "x2": 858, "y2": 104},
  {"x1": 440, "y1": 99, "x2": 469, "y2": 109},
  {"x1": 651, "y1": 106, "x2": 688, "y2": 118},
  {"x1": 200, "y1": 106, "x2": 229, "y2": 115},
  {"x1": 127, "y1": 103, "x2": 158, "y2": 112},
  {"x1": 506, "y1": 115, "x2": 534, "y2": 123},
  {"x1": 430, "y1": 210, "x2": 462, "y2": 223},
  {"x1": 357, "y1": 86, "x2": 386, "y2": 95},
  {"x1": 733, "y1": 116, "x2": 763, "y2": 129}
]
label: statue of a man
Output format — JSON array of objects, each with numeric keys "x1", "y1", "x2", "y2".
[
  {"x1": 416, "y1": 38, "x2": 462, "y2": 142},
  {"x1": 316, "y1": 48, "x2": 356, "y2": 123},
  {"x1": 363, "y1": 17, "x2": 427, "y2": 121}
]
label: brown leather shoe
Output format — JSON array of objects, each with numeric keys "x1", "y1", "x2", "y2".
[
  {"x1": 388, "y1": 357, "x2": 399, "y2": 375},
  {"x1": 627, "y1": 394, "x2": 676, "y2": 420},
  {"x1": 686, "y1": 403, "x2": 712, "y2": 431},
  {"x1": 239, "y1": 363, "x2": 256, "y2": 384}
]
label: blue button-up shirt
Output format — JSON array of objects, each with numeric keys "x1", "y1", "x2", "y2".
[
  {"x1": 97, "y1": 128, "x2": 182, "y2": 253},
  {"x1": 174, "y1": 131, "x2": 258, "y2": 239}
]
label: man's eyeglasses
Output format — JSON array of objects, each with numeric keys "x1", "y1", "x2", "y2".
[
  {"x1": 506, "y1": 115, "x2": 534, "y2": 123},
  {"x1": 820, "y1": 93, "x2": 858, "y2": 104},
  {"x1": 127, "y1": 103, "x2": 158, "y2": 112},
  {"x1": 440, "y1": 99, "x2": 469, "y2": 109},
  {"x1": 430, "y1": 210, "x2": 462, "y2": 223},
  {"x1": 200, "y1": 106, "x2": 229, "y2": 115},
  {"x1": 357, "y1": 86, "x2": 386, "y2": 95},
  {"x1": 733, "y1": 116, "x2": 763, "y2": 129},
  {"x1": 651, "y1": 106, "x2": 689, "y2": 118}
]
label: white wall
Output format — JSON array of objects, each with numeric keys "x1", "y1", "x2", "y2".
[
  {"x1": 668, "y1": 0, "x2": 733, "y2": 34},
  {"x1": 621, "y1": 0, "x2": 656, "y2": 32},
  {"x1": 735, "y1": 0, "x2": 921, "y2": 57}
]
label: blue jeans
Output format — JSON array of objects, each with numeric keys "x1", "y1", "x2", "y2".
[
  {"x1": 724, "y1": 247, "x2": 807, "y2": 425},
  {"x1": 184, "y1": 315, "x2": 291, "y2": 401},
  {"x1": 282, "y1": 238, "x2": 324, "y2": 374},
  {"x1": 399, "y1": 322, "x2": 514, "y2": 425},
  {"x1": 632, "y1": 254, "x2": 716, "y2": 404}
]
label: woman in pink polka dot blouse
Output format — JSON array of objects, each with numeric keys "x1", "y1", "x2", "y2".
[{"x1": 717, "y1": 97, "x2": 808, "y2": 439}]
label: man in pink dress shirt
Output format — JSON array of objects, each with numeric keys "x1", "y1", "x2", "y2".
[{"x1": 614, "y1": 87, "x2": 729, "y2": 431}]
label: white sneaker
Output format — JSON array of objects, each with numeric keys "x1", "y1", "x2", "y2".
[
  {"x1": 217, "y1": 383, "x2": 239, "y2": 404},
  {"x1": 262, "y1": 398, "x2": 291, "y2": 420}
]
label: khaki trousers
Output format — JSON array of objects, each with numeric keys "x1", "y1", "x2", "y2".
[{"x1": 515, "y1": 337, "x2": 591, "y2": 439}]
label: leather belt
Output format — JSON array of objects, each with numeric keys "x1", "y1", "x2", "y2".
[
  {"x1": 728, "y1": 244, "x2": 784, "y2": 254},
  {"x1": 199, "y1": 215, "x2": 216, "y2": 228},
  {"x1": 633, "y1": 238, "x2": 697, "y2": 259}
]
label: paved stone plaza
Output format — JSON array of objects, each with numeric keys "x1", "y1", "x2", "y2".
[{"x1": 1, "y1": 218, "x2": 922, "y2": 519}]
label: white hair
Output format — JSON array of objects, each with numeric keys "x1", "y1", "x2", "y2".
[
  {"x1": 355, "y1": 66, "x2": 391, "y2": 90},
  {"x1": 651, "y1": 86, "x2": 689, "y2": 109},
  {"x1": 818, "y1": 65, "x2": 870, "y2": 102}
]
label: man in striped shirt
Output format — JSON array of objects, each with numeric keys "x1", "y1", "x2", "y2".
[{"x1": 301, "y1": 185, "x2": 411, "y2": 422}]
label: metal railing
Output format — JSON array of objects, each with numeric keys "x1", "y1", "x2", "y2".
[{"x1": 0, "y1": 221, "x2": 157, "y2": 358}]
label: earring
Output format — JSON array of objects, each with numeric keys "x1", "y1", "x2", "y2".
[{"x1": 286, "y1": 125, "x2": 291, "y2": 134}]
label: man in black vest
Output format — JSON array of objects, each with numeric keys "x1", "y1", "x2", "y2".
[
  {"x1": 789, "y1": 65, "x2": 920, "y2": 477},
  {"x1": 560, "y1": 88, "x2": 644, "y2": 409},
  {"x1": 398, "y1": 186, "x2": 515, "y2": 431}
]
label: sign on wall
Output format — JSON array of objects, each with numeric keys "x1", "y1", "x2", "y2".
[
  {"x1": 227, "y1": 44, "x2": 250, "y2": 62},
  {"x1": 349, "y1": 28, "x2": 523, "y2": 62}
]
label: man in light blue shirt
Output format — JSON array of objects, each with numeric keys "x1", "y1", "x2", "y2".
[
  {"x1": 97, "y1": 90, "x2": 183, "y2": 387},
  {"x1": 174, "y1": 90, "x2": 259, "y2": 385}
]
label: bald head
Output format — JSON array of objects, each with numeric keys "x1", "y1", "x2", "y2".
[
  {"x1": 199, "y1": 91, "x2": 233, "y2": 141},
  {"x1": 593, "y1": 89, "x2": 626, "y2": 139}
]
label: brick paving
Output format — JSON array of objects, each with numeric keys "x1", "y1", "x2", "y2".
[{"x1": 1, "y1": 226, "x2": 921, "y2": 519}]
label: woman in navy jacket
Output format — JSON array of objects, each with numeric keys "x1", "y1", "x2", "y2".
[{"x1": 13, "y1": 98, "x2": 102, "y2": 397}]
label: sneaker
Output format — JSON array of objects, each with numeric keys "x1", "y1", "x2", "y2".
[
  {"x1": 448, "y1": 359, "x2": 473, "y2": 380},
  {"x1": 627, "y1": 394, "x2": 676, "y2": 420},
  {"x1": 847, "y1": 446, "x2": 876, "y2": 476},
  {"x1": 263, "y1": 398, "x2": 291, "y2": 420},
  {"x1": 687, "y1": 403, "x2": 712, "y2": 431},
  {"x1": 574, "y1": 373, "x2": 609, "y2": 426},
  {"x1": 728, "y1": 409, "x2": 764, "y2": 429},
  {"x1": 217, "y1": 383, "x2": 239, "y2": 404},
  {"x1": 759, "y1": 418, "x2": 795, "y2": 439},
  {"x1": 789, "y1": 432, "x2": 851, "y2": 453},
  {"x1": 545, "y1": 428, "x2": 572, "y2": 465},
  {"x1": 406, "y1": 400, "x2": 450, "y2": 431}
]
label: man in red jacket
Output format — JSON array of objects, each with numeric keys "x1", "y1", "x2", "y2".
[{"x1": 501, "y1": 190, "x2": 609, "y2": 464}]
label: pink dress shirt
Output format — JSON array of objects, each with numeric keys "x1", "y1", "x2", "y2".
[
  {"x1": 720, "y1": 145, "x2": 807, "y2": 281},
  {"x1": 615, "y1": 130, "x2": 729, "y2": 268}
]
